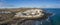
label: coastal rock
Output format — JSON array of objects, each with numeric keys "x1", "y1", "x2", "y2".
[{"x1": 0, "y1": 8, "x2": 53, "y2": 25}]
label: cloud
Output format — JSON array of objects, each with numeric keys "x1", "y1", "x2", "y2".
[
  {"x1": 0, "y1": 0, "x2": 15, "y2": 8},
  {"x1": 0, "y1": 2, "x2": 5, "y2": 7},
  {"x1": 39, "y1": 4, "x2": 60, "y2": 8},
  {"x1": 0, "y1": 0, "x2": 60, "y2": 8}
]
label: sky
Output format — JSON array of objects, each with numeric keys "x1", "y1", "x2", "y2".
[{"x1": 0, "y1": 0, "x2": 60, "y2": 8}]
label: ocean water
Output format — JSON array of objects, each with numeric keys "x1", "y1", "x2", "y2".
[
  {"x1": 34, "y1": 8, "x2": 60, "y2": 25},
  {"x1": 44, "y1": 8, "x2": 60, "y2": 25}
]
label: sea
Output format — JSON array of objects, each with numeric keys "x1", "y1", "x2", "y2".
[
  {"x1": 33, "y1": 8, "x2": 60, "y2": 25},
  {"x1": 44, "y1": 8, "x2": 60, "y2": 25}
]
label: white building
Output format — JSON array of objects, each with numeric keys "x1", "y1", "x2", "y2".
[{"x1": 15, "y1": 9, "x2": 45, "y2": 19}]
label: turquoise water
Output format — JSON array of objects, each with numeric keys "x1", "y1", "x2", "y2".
[{"x1": 44, "y1": 8, "x2": 60, "y2": 25}]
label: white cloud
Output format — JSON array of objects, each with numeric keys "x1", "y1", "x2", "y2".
[
  {"x1": 0, "y1": 0, "x2": 60, "y2": 8},
  {"x1": 39, "y1": 4, "x2": 60, "y2": 8},
  {"x1": 0, "y1": 0, "x2": 15, "y2": 8}
]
